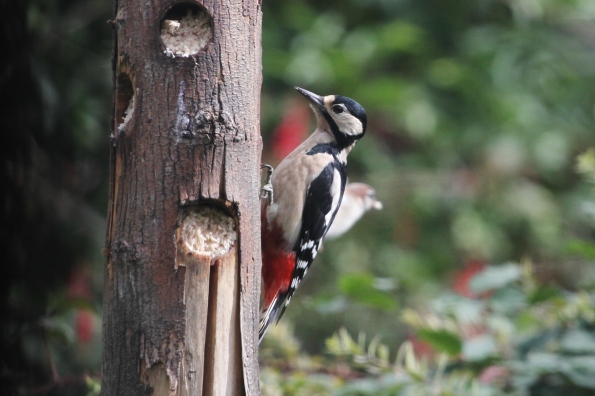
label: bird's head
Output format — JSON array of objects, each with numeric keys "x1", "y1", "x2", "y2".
[
  {"x1": 346, "y1": 183, "x2": 383, "y2": 211},
  {"x1": 295, "y1": 87, "x2": 367, "y2": 149}
]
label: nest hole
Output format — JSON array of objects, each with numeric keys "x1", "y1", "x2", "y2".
[
  {"x1": 180, "y1": 205, "x2": 236, "y2": 258},
  {"x1": 160, "y1": 3, "x2": 213, "y2": 58}
]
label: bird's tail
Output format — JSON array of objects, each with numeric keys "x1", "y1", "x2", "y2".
[{"x1": 259, "y1": 291, "x2": 287, "y2": 343}]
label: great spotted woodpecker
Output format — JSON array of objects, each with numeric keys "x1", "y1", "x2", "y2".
[
  {"x1": 325, "y1": 183, "x2": 383, "y2": 240},
  {"x1": 259, "y1": 87, "x2": 367, "y2": 342}
]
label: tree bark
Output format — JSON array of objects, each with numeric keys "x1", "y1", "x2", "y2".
[{"x1": 101, "y1": 0, "x2": 262, "y2": 394}]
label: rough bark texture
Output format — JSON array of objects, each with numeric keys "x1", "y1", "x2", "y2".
[{"x1": 101, "y1": 0, "x2": 262, "y2": 394}]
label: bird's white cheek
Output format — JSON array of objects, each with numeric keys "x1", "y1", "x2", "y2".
[{"x1": 334, "y1": 115, "x2": 362, "y2": 135}]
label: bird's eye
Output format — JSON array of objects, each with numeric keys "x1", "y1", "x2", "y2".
[{"x1": 332, "y1": 104, "x2": 344, "y2": 114}]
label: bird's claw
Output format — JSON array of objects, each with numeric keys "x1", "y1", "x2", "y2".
[{"x1": 260, "y1": 164, "x2": 274, "y2": 204}]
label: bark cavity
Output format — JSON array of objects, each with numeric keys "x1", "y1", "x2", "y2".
[
  {"x1": 180, "y1": 206, "x2": 236, "y2": 258},
  {"x1": 115, "y1": 72, "x2": 134, "y2": 132},
  {"x1": 161, "y1": 4, "x2": 213, "y2": 58}
]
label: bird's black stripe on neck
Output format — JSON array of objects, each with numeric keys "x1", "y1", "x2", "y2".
[
  {"x1": 306, "y1": 143, "x2": 350, "y2": 167},
  {"x1": 306, "y1": 143, "x2": 337, "y2": 156},
  {"x1": 321, "y1": 111, "x2": 361, "y2": 149}
]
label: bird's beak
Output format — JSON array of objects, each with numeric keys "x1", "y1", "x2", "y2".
[{"x1": 295, "y1": 87, "x2": 325, "y2": 110}]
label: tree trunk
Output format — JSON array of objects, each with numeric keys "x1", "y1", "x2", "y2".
[{"x1": 101, "y1": 0, "x2": 262, "y2": 394}]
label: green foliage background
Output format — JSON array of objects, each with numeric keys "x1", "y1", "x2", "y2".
[
  {"x1": 261, "y1": 0, "x2": 595, "y2": 353},
  {"x1": 3, "y1": 0, "x2": 595, "y2": 394}
]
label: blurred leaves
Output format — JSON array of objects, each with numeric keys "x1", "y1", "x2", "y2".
[
  {"x1": 262, "y1": 263, "x2": 595, "y2": 395},
  {"x1": 3, "y1": 0, "x2": 110, "y2": 392}
]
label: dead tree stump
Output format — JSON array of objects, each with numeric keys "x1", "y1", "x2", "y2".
[{"x1": 101, "y1": 1, "x2": 262, "y2": 395}]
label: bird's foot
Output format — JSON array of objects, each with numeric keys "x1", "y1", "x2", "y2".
[{"x1": 260, "y1": 164, "x2": 274, "y2": 204}]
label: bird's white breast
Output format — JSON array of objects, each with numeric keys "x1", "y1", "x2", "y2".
[{"x1": 267, "y1": 130, "x2": 338, "y2": 248}]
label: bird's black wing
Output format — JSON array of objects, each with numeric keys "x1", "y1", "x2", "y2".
[{"x1": 276, "y1": 160, "x2": 346, "y2": 320}]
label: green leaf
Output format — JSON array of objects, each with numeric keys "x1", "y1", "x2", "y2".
[
  {"x1": 339, "y1": 273, "x2": 397, "y2": 311},
  {"x1": 469, "y1": 263, "x2": 521, "y2": 294},
  {"x1": 462, "y1": 335, "x2": 498, "y2": 361},
  {"x1": 48, "y1": 294, "x2": 96, "y2": 316},
  {"x1": 312, "y1": 296, "x2": 349, "y2": 314},
  {"x1": 528, "y1": 285, "x2": 563, "y2": 305},
  {"x1": 576, "y1": 148, "x2": 595, "y2": 178},
  {"x1": 86, "y1": 376, "x2": 101, "y2": 396},
  {"x1": 489, "y1": 287, "x2": 525, "y2": 314},
  {"x1": 526, "y1": 352, "x2": 561, "y2": 372},
  {"x1": 335, "y1": 374, "x2": 410, "y2": 395},
  {"x1": 564, "y1": 356, "x2": 595, "y2": 389},
  {"x1": 40, "y1": 317, "x2": 75, "y2": 344},
  {"x1": 515, "y1": 311, "x2": 539, "y2": 333},
  {"x1": 565, "y1": 239, "x2": 595, "y2": 260},
  {"x1": 560, "y1": 329, "x2": 595, "y2": 354},
  {"x1": 416, "y1": 328, "x2": 462, "y2": 356}
]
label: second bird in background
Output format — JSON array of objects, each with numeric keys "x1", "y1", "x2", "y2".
[{"x1": 325, "y1": 182, "x2": 382, "y2": 240}]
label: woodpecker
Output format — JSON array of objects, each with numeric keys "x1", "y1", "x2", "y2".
[
  {"x1": 325, "y1": 183, "x2": 382, "y2": 240},
  {"x1": 260, "y1": 87, "x2": 367, "y2": 342}
]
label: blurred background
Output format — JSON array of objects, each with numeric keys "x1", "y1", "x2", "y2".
[{"x1": 3, "y1": 0, "x2": 595, "y2": 394}]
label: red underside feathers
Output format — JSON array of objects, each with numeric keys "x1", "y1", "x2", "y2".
[{"x1": 261, "y1": 205, "x2": 296, "y2": 311}]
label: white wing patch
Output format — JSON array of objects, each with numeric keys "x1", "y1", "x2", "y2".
[
  {"x1": 301, "y1": 240, "x2": 315, "y2": 251},
  {"x1": 324, "y1": 168, "x2": 343, "y2": 229},
  {"x1": 297, "y1": 259, "x2": 309, "y2": 269}
]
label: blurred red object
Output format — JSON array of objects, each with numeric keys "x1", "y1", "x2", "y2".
[
  {"x1": 68, "y1": 267, "x2": 94, "y2": 344},
  {"x1": 271, "y1": 101, "x2": 310, "y2": 161},
  {"x1": 76, "y1": 311, "x2": 94, "y2": 343},
  {"x1": 408, "y1": 333, "x2": 435, "y2": 360},
  {"x1": 453, "y1": 260, "x2": 489, "y2": 299},
  {"x1": 479, "y1": 365, "x2": 509, "y2": 385}
]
